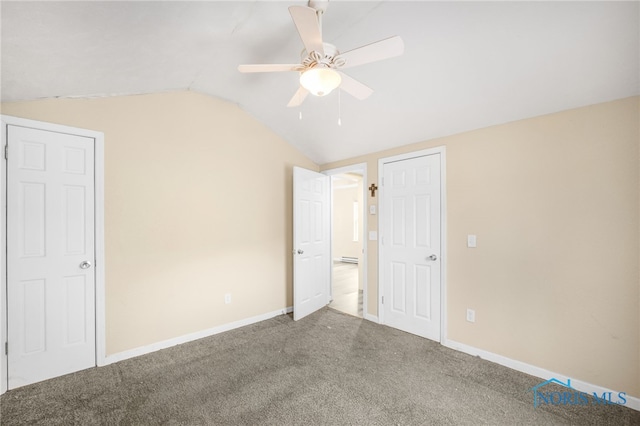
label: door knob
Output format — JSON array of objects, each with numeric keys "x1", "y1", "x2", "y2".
[
  {"x1": 427, "y1": 254, "x2": 437, "y2": 261},
  {"x1": 79, "y1": 261, "x2": 92, "y2": 269},
  {"x1": 297, "y1": 249, "x2": 304, "y2": 254}
]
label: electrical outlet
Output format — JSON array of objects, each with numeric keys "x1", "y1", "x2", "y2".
[
  {"x1": 224, "y1": 293, "x2": 231, "y2": 304},
  {"x1": 466, "y1": 308, "x2": 475, "y2": 323}
]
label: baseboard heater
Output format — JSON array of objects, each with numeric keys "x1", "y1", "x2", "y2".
[{"x1": 340, "y1": 256, "x2": 359, "y2": 264}]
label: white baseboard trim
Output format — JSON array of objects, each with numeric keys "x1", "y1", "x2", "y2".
[
  {"x1": 442, "y1": 338, "x2": 640, "y2": 412},
  {"x1": 100, "y1": 306, "x2": 293, "y2": 366},
  {"x1": 364, "y1": 313, "x2": 379, "y2": 323}
]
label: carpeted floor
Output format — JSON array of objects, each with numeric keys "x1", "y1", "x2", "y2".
[{"x1": 1, "y1": 308, "x2": 638, "y2": 425}]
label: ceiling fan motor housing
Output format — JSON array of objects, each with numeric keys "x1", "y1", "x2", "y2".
[{"x1": 300, "y1": 43, "x2": 345, "y2": 71}]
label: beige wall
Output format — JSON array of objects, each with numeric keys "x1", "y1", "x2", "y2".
[
  {"x1": 321, "y1": 97, "x2": 640, "y2": 398},
  {"x1": 1, "y1": 91, "x2": 318, "y2": 355}
]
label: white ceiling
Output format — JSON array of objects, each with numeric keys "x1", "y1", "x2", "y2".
[{"x1": 2, "y1": 1, "x2": 638, "y2": 164}]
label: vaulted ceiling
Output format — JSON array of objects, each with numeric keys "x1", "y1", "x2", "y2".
[{"x1": 2, "y1": 1, "x2": 638, "y2": 164}]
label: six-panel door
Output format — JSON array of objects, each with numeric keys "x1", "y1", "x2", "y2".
[
  {"x1": 381, "y1": 154, "x2": 441, "y2": 341},
  {"x1": 7, "y1": 125, "x2": 96, "y2": 389},
  {"x1": 293, "y1": 166, "x2": 330, "y2": 321}
]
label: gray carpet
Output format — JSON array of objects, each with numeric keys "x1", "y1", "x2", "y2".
[{"x1": 1, "y1": 308, "x2": 638, "y2": 425}]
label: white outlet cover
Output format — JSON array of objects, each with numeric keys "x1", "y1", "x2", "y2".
[
  {"x1": 467, "y1": 235, "x2": 477, "y2": 248},
  {"x1": 466, "y1": 308, "x2": 476, "y2": 323}
]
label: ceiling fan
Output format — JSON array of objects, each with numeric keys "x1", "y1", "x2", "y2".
[{"x1": 238, "y1": 0, "x2": 404, "y2": 107}]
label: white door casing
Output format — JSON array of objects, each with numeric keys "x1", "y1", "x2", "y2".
[
  {"x1": 380, "y1": 152, "x2": 442, "y2": 341},
  {"x1": 6, "y1": 123, "x2": 98, "y2": 389},
  {"x1": 293, "y1": 166, "x2": 330, "y2": 321}
]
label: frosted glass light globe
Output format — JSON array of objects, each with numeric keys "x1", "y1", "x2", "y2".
[{"x1": 300, "y1": 67, "x2": 341, "y2": 97}]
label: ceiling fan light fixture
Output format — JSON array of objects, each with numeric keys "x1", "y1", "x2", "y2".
[{"x1": 300, "y1": 67, "x2": 341, "y2": 97}]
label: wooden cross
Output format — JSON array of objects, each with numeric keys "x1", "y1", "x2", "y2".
[{"x1": 368, "y1": 183, "x2": 378, "y2": 197}]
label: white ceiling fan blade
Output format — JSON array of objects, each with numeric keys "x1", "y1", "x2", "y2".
[
  {"x1": 238, "y1": 64, "x2": 299, "y2": 73},
  {"x1": 289, "y1": 6, "x2": 324, "y2": 56},
  {"x1": 339, "y1": 36, "x2": 404, "y2": 69},
  {"x1": 287, "y1": 86, "x2": 309, "y2": 108},
  {"x1": 338, "y1": 72, "x2": 373, "y2": 100}
]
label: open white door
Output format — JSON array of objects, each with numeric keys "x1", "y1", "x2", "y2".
[{"x1": 293, "y1": 167, "x2": 330, "y2": 321}]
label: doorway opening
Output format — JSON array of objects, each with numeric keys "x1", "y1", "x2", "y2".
[{"x1": 324, "y1": 165, "x2": 367, "y2": 319}]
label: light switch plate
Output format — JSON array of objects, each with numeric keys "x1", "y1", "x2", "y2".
[
  {"x1": 369, "y1": 205, "x2": 377, "y2": 215},
  {"x1": 467, "y1": 235, "x2": 477, "y2": 248},
  {"x1": 369, "y1": 231, "x2": 377, "y2": 240}
]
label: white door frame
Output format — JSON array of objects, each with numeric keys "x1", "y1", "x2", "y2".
[
  {"x1": 377, "y1": 147, "x2": 447, "y2": 341},
  {"x1": 322, "y1": 163, "x2": 369, "y2": 320},
  {"x1": 0, "y1": 115, "x2": 106, "y2": 394}
]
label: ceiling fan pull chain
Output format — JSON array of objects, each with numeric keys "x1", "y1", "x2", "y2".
[{"x1": 338, "y1": 89, "x2": 342, "y2": 126}]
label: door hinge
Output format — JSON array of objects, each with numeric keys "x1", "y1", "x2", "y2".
[
  {"x1": 381, "y1": 177, "x2": 384, "y2": 186},
  {"x1": 381, "y1": 296, "x2": 384, "y2": 304},
  {"x1": 3, "y1": 145, "x2": 7, "y2": 160},
  {"x1": 5, "y1": 342, "x2": 7, "y2": 355}
]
